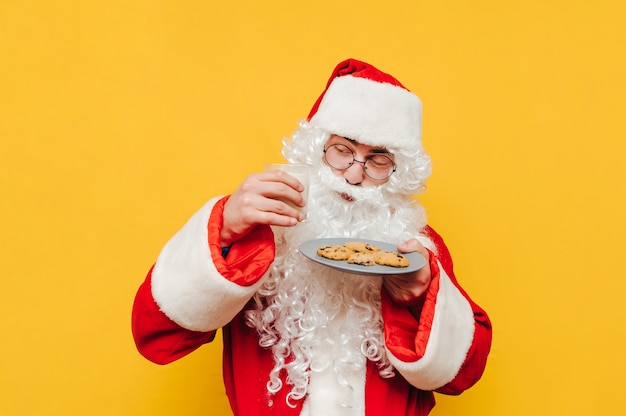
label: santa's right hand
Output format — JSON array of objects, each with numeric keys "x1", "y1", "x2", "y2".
[{"x1": 220, "y1": 171, "x2": 305, "y2": 246}]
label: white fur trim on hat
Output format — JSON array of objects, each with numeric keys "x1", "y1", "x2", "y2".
[{"x1": 309, "y1": 75, "x2": 422, "y2": 152}]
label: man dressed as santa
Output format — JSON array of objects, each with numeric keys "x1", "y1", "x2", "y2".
[{"x1": 132, "y1": 58, "x2": 492, "y2": 416}]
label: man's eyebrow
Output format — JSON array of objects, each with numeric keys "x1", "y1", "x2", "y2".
[{"x1": 371, "y1": 148, "x2": 391, "y2": 154}]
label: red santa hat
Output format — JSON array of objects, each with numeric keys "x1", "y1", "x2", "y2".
[{"x1": 307, "y1": 58, "x2": 423, "y2": 152}]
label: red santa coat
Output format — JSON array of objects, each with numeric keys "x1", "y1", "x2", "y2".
[{"x1": 132, "y1": 197, "x2": 492, "y2": 415}]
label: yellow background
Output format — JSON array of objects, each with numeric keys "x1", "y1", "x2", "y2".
[{"x1": 2, "y1": 1, "x2": 625, "y2": 415}]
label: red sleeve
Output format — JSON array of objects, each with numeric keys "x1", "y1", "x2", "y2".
[
  {"x1": 382, "y1": 226, "x2": 492, "y2": 394},
  {"x1": 131, "y1": 267, "x2": 216, "y2": 365},
  {"x1": 426, "y1": 227, "x2": 492, "y2": 395},
  {"x1": 131, "y1": 196, "x2": 275, "y2": 365}
]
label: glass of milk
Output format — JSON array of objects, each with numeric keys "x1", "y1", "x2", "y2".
[{"x1": 265, "y1": 163, "x2": 310, "y2": 217}]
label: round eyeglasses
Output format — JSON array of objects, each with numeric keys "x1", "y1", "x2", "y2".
[{"x1": 323, "y1": 144, "x2": 396, "y2": 180}]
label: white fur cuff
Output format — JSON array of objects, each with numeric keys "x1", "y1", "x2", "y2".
[{"x1": 151, "y1": 198, "x2": 265, "y2": 332}]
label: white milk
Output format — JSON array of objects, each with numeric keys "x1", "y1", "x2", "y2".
[{"x1": 265, "y1": 163, "x2": 310, "y2": 217}]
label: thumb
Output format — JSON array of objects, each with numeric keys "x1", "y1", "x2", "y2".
[{"x1": 397, "y1": 238, "x2": 420, "y2": 253}]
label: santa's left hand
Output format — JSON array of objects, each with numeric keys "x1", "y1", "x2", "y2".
[{"x1": 382, "y1": 238, "x2": 432, "y2": 309}]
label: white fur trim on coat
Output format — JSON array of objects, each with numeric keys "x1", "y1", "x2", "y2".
[
  {"x1": 386, "y1": 262, "x2": 475, "y2": 390},
  {"x1": 309, "y1": 75, "x2": 422, "y2": 152},
  {"x1": 151, "y1": 197, "x2": 265, "y2": 332}
]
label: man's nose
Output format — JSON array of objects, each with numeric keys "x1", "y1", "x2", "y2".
[{"x1": 343, "y1": 161, "x2": 366, "y2": 185}]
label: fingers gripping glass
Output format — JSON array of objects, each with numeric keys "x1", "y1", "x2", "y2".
[{"x1": 323, "y1": 144, "x2": 396, "y2": 180}]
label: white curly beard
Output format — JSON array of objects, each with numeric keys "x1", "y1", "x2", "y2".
[{"x1": 245, "y1": 160, "x2": 428, "y2": 410}]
